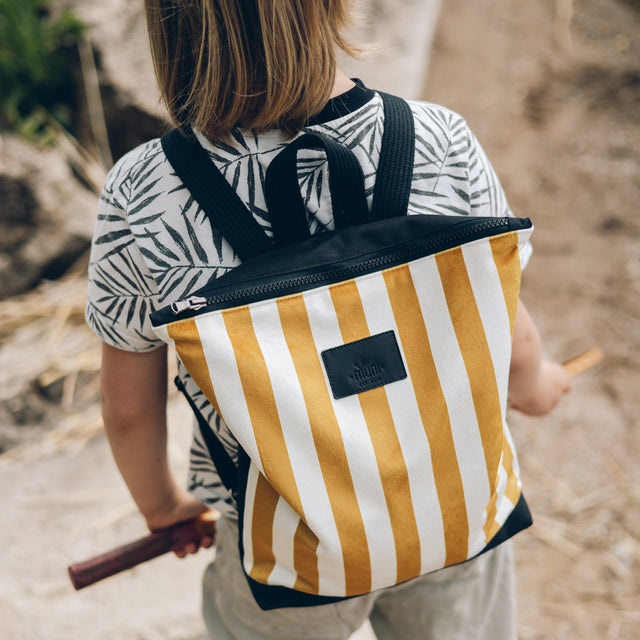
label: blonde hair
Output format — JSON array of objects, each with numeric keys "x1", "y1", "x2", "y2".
[{"x1": 145, "y1": 0, "x2": 356, "y2": 141}]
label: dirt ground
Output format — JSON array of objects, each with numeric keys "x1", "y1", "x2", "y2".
[
  {"x1": 424, "y1": 0, "x2": 640, "y2": 638},
  {"x1": 0, "y1": 0, "x2": 638, "y2": 638}
]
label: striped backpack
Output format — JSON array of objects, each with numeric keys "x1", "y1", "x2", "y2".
[{"x1": 151, "y1": 93, "x2": 533, "y2": 610}]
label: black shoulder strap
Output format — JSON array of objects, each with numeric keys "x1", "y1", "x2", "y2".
[
  {"x1": 161, "y1": 128, "x2": 272, "y2": 261},
  {"x1": 370, "y1": 92, "x2": 415, "y2": 221}
]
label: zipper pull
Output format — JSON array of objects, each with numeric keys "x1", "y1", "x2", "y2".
[{"x1": 170, "y1": 295, "x2": 208, "y2": 315}]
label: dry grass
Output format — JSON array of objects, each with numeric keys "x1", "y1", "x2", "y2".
[{"x1": 0, "y1": 272, "x2": 103, "y2": 463}]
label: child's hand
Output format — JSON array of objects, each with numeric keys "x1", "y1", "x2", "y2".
[
  {"x1": 509, "y1": 360, "x2": 571, "y2": 416},
  {"x1": 145, "y1": 487, "x2": 216, "y2": 558}
]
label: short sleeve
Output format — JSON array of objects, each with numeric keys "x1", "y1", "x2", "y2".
[
  {"x1": 464, "y1": 124, "x2": 533, "y2": 269},
  {"x1": 85, "y1": 169, "x2": 165, "y2": 353}
]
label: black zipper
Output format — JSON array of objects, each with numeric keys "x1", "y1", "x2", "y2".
[{"x1": 169, "y1": 217, "x2": 511, "y2": 317}]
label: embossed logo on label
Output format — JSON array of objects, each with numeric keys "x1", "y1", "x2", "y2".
[
  {"x1": 321, "y1": 331, "x2": 407, "y2": 400},
  {"x1": 350, "y1": 362, "x2": 386, "y2": 388}
]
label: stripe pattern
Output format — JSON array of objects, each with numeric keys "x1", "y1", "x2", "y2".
[{"x1": 158, "y1": 227, "x2": 531, "y2": 597}]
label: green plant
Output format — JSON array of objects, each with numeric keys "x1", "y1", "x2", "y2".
[{"x1": 0, "y1": 0, "x2": 84, "y2": 139}]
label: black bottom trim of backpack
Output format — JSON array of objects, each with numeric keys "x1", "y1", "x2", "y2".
[
  {"x1": 247, "y1": 578, "x2": 350, "y2": 611},
  {"x1": 480, "y1": 491, "x2": 533, "y2": 556},
  {"x1": 240, "y1": 492, "x2": 533, "y2": 611}
]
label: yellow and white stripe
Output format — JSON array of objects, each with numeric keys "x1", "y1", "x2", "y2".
[{"x1": 155, "y1": 227, "x2": 532, "y2": 597}]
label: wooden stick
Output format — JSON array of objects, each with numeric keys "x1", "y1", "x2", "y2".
[
  {"x1": 68, "y1": 510, "x2": 218, "y2": 590},
  {"x1": 562, "y1": 346, "x2": 604, "y2": 377}
]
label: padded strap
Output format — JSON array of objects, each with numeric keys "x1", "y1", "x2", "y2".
[
  {"x1": 370, "y1": 93, "x2": 416, "y2": 220},
  {"x1": 161, "y1": 128, "x2": 272, "y2": 261},
  {"x1": 264, "y1": 132, "x2": 369, "y2": 247}
]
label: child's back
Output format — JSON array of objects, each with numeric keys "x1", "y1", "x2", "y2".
[{"x1": 86, "y1": 2, "x2": 570, "y2": 638}]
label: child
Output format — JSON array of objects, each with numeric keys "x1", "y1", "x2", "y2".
[{"x1": 86, "y1": 1, "x2": 570, "y2": 638}]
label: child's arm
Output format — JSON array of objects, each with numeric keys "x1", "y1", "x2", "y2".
[
  {"x1": 100, "y1": 343, "x2": 212, "y2": 556},
  {"x1": 508, "y1": 300, "x2": 571, "y2": 416}
]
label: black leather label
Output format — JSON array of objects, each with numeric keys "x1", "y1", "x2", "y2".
[{"x1": 321, "y1": 331, "x2": 407, "y2": 399}]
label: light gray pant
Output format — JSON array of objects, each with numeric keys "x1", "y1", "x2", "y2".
[{"x1": 202, "y1": 516, "x2": 517, "y2": 640}]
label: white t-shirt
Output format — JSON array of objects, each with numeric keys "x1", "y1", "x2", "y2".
[{"x1": 86, "y1": 82, "x2": 528, "y2": 511}]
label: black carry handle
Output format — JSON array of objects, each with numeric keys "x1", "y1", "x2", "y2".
[
  {"x1": 264, "y1": 93, "x2": 416, "y2": 247},
  {"x1": 264, "y1": 132, "x2": 369, "y2": 247}
]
